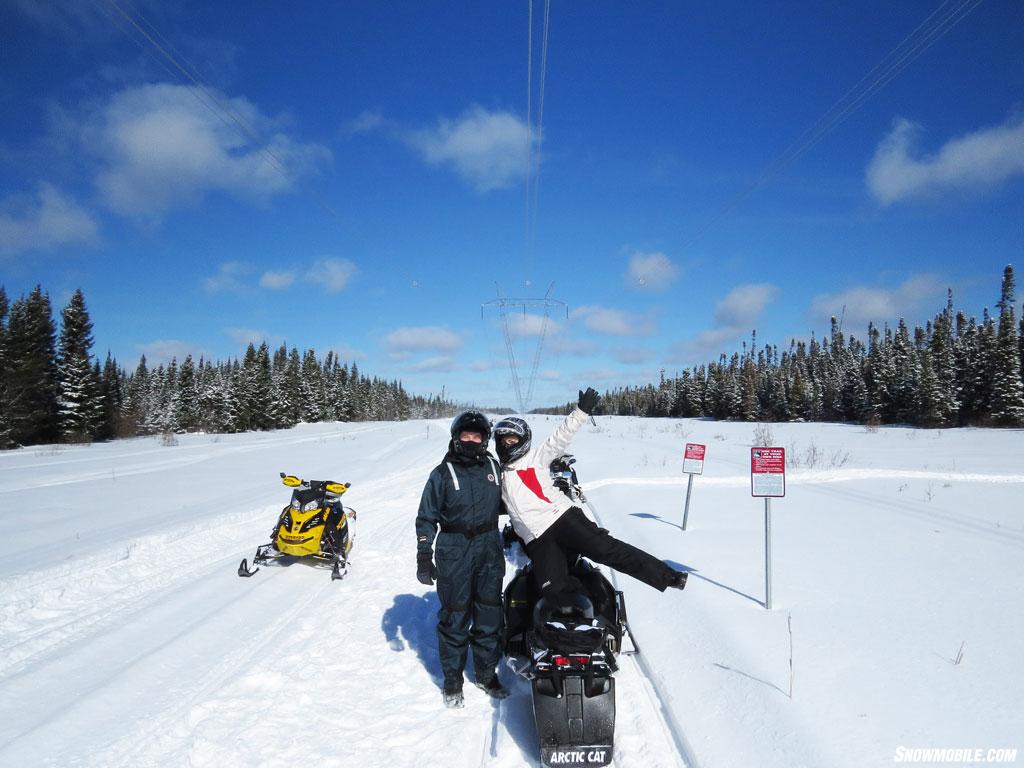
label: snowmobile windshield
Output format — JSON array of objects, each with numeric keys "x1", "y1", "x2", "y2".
[{"x1": 291, "y1": 488, "x2": 325, "y2": 511}]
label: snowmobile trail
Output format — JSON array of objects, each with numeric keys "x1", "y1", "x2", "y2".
[
  {"x1": 0, "y1": 504, "x2": 280, "y2": 677},
  {"x1": 95, "y1": 567, "x2": 341, "y2": 768}
]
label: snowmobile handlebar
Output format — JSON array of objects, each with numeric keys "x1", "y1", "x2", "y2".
[{"x1": 279, "y1": 472, "x2": 350, "y2": 495}]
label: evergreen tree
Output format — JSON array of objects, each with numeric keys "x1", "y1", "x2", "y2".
[
  {"x1": 928, "y1": 290, "x2": 959, "y2": 424},
  {"x1": 57, "y1": 289, "x2": 102, "y2": 441},
  {"x1": 175, "y1": 355, "x2": 201, "y2": 432},
  {"x1": 0, "y1": 287, "x2": 9, "y2": 447},
  {"x1": 990, "y1": 265, "x2": 1024, "y2": 425},
  {"x1": 5, "y1": 287, "x2": 60, "y2": 445},
  {"x1": 98, "y1": 353, "x2": 123, "y2": 440}
]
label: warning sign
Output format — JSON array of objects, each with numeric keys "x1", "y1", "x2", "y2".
[
  {"x1": 751, "y1": 447, "x2": 785, "y2": 497},
  {"x1": 683, "y1": 443, "x2": 706, "y2": 475}
]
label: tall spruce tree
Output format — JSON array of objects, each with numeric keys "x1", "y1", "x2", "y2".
[
  {"x1": 990, "y1": 265, "x2": 1024, "y2": 425},
  {"x1": 57, "y1": 289, "x2": 102, "y2": 441},
  {"x1": 98, "y1": 352, "x2": 123, "y2": 440},
  {"x1": 0, "y1": 287, "x2": 9, "y2": 447},
  {"x1": 6, "y1": 287, "x2": 60, "y2": 445}
]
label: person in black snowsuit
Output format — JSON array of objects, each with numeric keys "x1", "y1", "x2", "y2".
[{"x1": 416, "y1": 410, "x2": 510, "y2": 708}]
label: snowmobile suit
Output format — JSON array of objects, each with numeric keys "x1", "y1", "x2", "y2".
[
  {"x1": 416, "y1": 448, "x2": 505, "y2": 686},
  {"x1": 501, "y1": 407, "x2": 678, "y2": 595}
]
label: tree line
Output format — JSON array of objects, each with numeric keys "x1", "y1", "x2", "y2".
[
  {"x1": 541, "y1": 265, "x2": 1024, "y2": 428},
  {"x1": 0, "y1": 286, "x2": 457, "y2": 448}
]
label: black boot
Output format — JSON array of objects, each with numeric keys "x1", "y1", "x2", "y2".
[
  {"x1": 474, "y1": 673, "x2": 510, "y2": 699},
  {"x1": 443, "y1": 678, "x2": 464, "y2": 708},
  {"x1": 667, "y1": 570, "x2": 688, "y2": 590}
]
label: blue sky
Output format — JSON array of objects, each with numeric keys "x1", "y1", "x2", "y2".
[{"x1": 1, "y1": 0, "x2": 1022, "y2": 409}]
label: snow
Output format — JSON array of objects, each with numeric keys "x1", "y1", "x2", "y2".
[{"x1": 1, "y1": 418, "x2": 1022, "y2": 767}]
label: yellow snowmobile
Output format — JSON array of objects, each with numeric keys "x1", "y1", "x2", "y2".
[{"x1": 238, "y1": 472, "x2": 356, "y2": 581}]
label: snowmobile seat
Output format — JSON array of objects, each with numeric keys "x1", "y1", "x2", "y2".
[{"x1": 532, "y1": 593, "x2": 605, "y2": 654}]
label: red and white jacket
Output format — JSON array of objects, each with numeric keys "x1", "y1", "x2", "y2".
[{"x1": 501, "y1": 407, "x2": 589, "y2": 545}]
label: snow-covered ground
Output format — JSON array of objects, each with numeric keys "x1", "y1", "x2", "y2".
[{"x1": 1, "y1": 417, "x2": 1022, "y2": 768}]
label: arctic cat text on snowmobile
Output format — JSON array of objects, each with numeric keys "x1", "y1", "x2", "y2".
[
  {"x1": 238, "y1": 473, "x2": 356, "y2": 581},
  {"x1": 502, "y1": 455, "x2": 637, "y2": 768}
]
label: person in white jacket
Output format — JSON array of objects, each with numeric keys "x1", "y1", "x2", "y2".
[{"x1": 493, "y1": 387, "x2": 688, "y2": 598}]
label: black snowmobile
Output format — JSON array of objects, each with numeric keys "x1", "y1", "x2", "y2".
[
  {"x1": 238, "y1": 473, "x2": 356, "y2": 581},
  {"x1": 502, "y1": 455, "x2": 638, "y2": 768}
]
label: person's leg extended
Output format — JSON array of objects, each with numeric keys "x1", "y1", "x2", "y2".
[{"x1": 553, "y1": 508, "x2": 678, "y2": 591}]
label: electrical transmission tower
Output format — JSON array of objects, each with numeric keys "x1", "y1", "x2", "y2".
[{"x1": 482, "y1": 285, "x2": 567, "y2": 413}]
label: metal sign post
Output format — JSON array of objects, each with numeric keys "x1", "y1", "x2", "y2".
[
  {"x1": 751, "y1": 447, "x2": 785, "y2": 610},
  {"x1": 681, "y1": 442, "x2": 705, "y2": 531},
  {"x1": 764, "y1": 498, "x2": 773, "y2": 610}
]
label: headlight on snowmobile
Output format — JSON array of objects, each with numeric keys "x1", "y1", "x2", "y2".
[
  {"x1": 302, "y1": 500, "x2": 320, "y2": 512},
  {"x1": 291, "y1": 499, "x2": 301, "y2": 510}
]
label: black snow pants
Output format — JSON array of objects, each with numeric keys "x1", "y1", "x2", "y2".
[
  {"x1": 433, "y1": 529, "x2": 505, "y2": 685},
  {"x1": 526, "y1": 507, "x2": 676, "y2": 596}
]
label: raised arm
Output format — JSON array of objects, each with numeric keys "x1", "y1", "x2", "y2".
[{"x1": 536, "y1": 388, "x2": 599, "y2": 465}]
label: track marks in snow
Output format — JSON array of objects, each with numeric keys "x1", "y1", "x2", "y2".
[{"x1": 0, "y1": 504, "x2": 278, "y2": 678}]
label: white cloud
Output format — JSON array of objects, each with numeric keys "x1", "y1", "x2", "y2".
[
  {"x1": 539, "y1": 369, "x2": 562, "y2": 381},
  {"x1": 867, "y1": 116, "x2": 1024, "y2": 205},
  {"x1": 508, "y1": 312, "x2": 562, "y2": 339},
  {"x1": 572, "y1": 306, "x2": 656, "y2": 337},
  {"x1": 407, "y1": 356, "x2": 456, "y2": 373},
  {"x1": 577, "y1": 368, "x2": 627, "y2": 383},
  {"x1": 0, "y1": 183, "x2": 99, "y2": 256},
  {"x1": 809, "y1": 274, "x2": 947, "y2": 329},
  {"x1": 204, "y1": 261, "x2": 253, "y2": 293},
  {"x1": 384, "y1": 326, "x2": 463, "y2": 360},
  {"x1": 136, "y1": 339, "x2": 206, "y2": 365},
  {"x1": 260, "y1": 270, "x2": 295, "y2": 289},
  {"x1": 672, "y1": 282, "x2": 779, "y2": 361},
  {"x1": 713, "y1": 283, "x2": 779, "y2": 327},
  {"x1": 615, "y1": 346, "x2": 655, "y2": 365},
  {"x1": 224, "y1": 327, "x2": 283, "y2": 348},
  {"x1": 307, "y1": 257, "x2": 356, "y2": 293},
  {"x1": 85, "y1": 83, "x2": 331, "y2": 219},
  {"x1": 627, "y1": 251, "x2": 679, "y2": 291},
  {"x1": 408, "y1": 106, "x2": 534, "y2": 192},
  {"x1": 550, "y1": 337, "x2": 599, "y2": 357}
]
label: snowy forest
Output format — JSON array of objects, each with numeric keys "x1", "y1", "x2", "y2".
[
  {"x1": 2, "y1": 265, "x2": 1023, "y2": 449},
  {"x1": 0, "y1": 287, "x2": 456, "y2": 448},
  {"x1": 546, "y1": 265, "x2": 1024, "y2": 428}
]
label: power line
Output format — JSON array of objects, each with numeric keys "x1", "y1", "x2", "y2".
[
  {"x1": 523, "y1": 0, "x2": 551, "y2": 287},
  {"x1": 524, "y1": 0, "x2": 534, "y2": 258},
  {"x1": 530, "y1": 0, "x2": 551, "y2": 263},
  {"x1": 680, "y1": 0, "x2": 985, "y2": 252}
]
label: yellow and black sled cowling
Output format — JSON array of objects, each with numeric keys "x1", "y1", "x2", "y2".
[{"x1": 238, "y1": 473, "x2": 356, "y2": 581}]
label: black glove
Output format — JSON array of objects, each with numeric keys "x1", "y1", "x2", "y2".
[
  {"x1": 501, "y1": 523, "x2": 523, "y2": 550},
  {"x1": 416, "y1": 552, "x2": 437, "y2": 585},
  {"x1": 578, "y1": 387, "x2": 599, "y2": 415}
]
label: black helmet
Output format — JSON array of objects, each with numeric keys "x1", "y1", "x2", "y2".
[
  {"x1": 450, "y1": 410, "x2": 491, "y2": 460},
  {"x1": 493, "y1": 416, "x2": 531, "y2": 464}
]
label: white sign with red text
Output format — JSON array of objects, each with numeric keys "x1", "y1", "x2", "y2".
[
  {"x1": 751, "y1": 447, "x2": 785, "y2": 497},
  {"x1": 683, "y1": 443, "x2": 706, "y2": 475}
]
